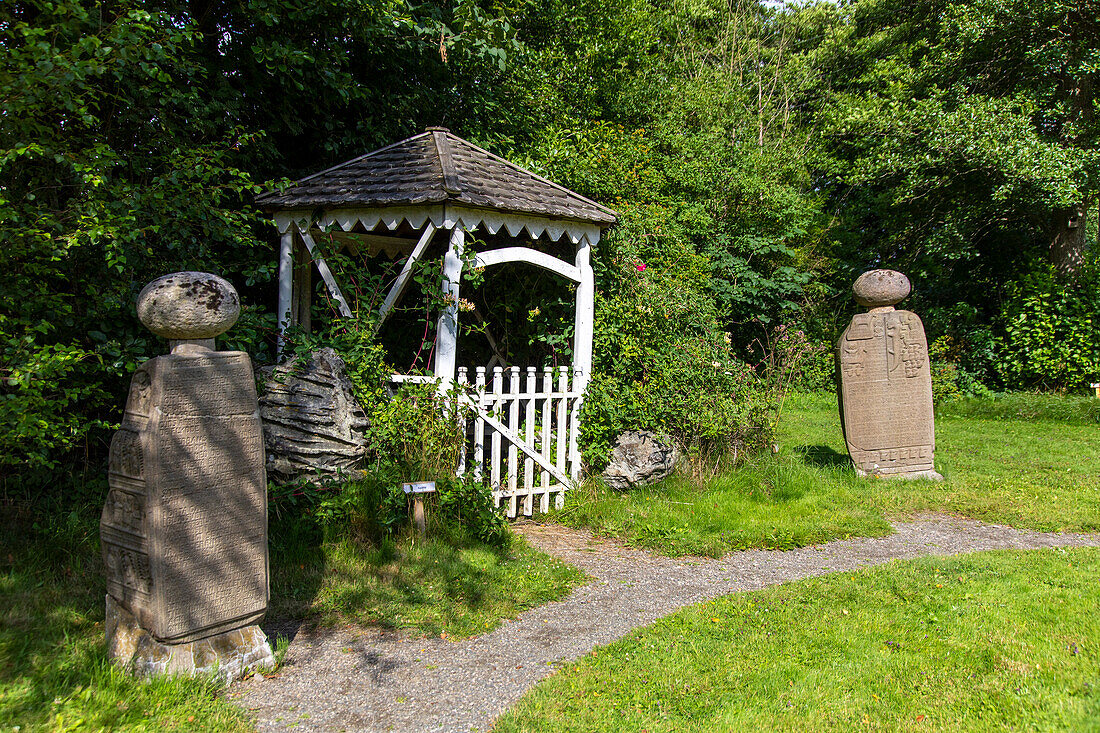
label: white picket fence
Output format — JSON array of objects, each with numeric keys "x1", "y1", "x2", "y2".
[{"x1": 390, "y1": 367, "x2": 583, "y2": 518}]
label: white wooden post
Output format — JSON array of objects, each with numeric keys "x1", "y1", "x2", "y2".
[
  {"x1": 491, "y1": 366, "x2": 503, "y2": 494},
  {"x1": 540, "y1": 366, "x2": 553, "y2": 512},
  {"x1": 277, "y1": 227, "x2": 295, "y2": 360},
  {"x1": 507, "y1": 365, "x2": 520, "y2": 517},
  {"x1": 573, "y1": 237, "x2": 595, "y2": 392},
  {"x1": 523, "y1": 366, "x2": 536, "y2": 515},
  {"x1": 457, "y1": 367, "x2": 468, "y2": 477},
  {"x1": 556, "y1": 366, "x2": 568, "y2": 489},
  {"x1": 434, "y1": 226, "x2": 465, "y2": 390},
  {"x1": 569, "y1": 369, "x2": 584, "y2": 481},
  {"x1": 570, "y1": 237, "x2": 595, "y2": 481}
]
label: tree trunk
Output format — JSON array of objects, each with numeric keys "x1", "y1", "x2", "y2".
[{"x1": 1051, "y1": 200, "x2": 1092, "y2": 279}]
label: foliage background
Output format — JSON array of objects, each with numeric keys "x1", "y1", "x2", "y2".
[{"x1": 2, "y1": 0, "x2": 1098, "y2": 494}]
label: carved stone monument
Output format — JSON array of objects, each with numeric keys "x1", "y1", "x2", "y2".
[
  {"x1": 837, "y1": 269, "x2": 942, "y2": 480},
  {"x1": 101, "y1": 272, "x2": 274, "y2": 681}
]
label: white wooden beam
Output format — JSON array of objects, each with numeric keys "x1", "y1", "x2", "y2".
[
  {"x1": 376, "y1": 223, "x2": 437, "y2": 329},
  {"x1": 300, "y1": 230, "x2": 354, "y2": 319},
  {"x1": 434, "y1": 226, "x2": 465, "y2": 389},
  {"x1": 276, "y1": 228, "x2": 294, "y2": 360},
  {"x1": 473, "y1": 246, "x2": 581, "y2": 282}
]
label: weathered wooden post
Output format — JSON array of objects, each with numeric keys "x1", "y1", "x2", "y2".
[{"x1": 403, "y1": 481, "x2": 437, "y2": 536}]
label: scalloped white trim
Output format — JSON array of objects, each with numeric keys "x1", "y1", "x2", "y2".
[{"x1": 272, "y1": 204, "x2": 604, "y2": 246}]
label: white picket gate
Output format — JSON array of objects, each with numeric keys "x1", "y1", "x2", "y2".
[
  {"x1": 455, "y1": 366, "x2": 582, "y2": 518},
  {"x1": 391, "y1": 367, "x2": 583, "y2": 518}
]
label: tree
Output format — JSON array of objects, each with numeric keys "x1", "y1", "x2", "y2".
[
  {"x1": 807, "y1": 0, "x2": 1100, "y2": 276},
  {"x1": 798, "y1": 0, "x2": 1100, "y2": 385},
  {"x1": 0, "y1": 0, "x2": 519, "y2": 483}
]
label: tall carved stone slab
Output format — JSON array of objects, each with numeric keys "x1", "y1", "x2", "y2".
[
  {"x1": 836, "y1": 270, "x2": 942, "y2": 480},
  {"x1": 102, "y1": 272, "x2": 274, "y2": 680}
]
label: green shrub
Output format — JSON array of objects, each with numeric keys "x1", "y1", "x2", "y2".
[
  {"x1": 997, "y1": 266, "x2": 1100, "y2": 390},
  {"x1": 278, "y1": 320, "x2": 507, "y2": 546},
  {"x1": 433, "y1": 475, "x2": 508, "y2": 545},
  {"x1": 0, "y1": 341, "x2": 114, "y2": 474},
  {"x1": 791, "y1": 340, "x2": 837, "y2": 393},
  {"x1": 928, "y1": 336, "x2": 962, "y2": 403},
  {"x1": 581, "y1": 207, "x2": 773, "y2": 470}
]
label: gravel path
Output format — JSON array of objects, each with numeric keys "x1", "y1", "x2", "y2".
[{"x1": 233, "y1": 516, "x2": 1100, "y2": 732}]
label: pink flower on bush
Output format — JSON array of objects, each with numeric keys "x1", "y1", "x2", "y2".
[{"x1": 636, "y1": 263, "x2": 647, "y2": 272}]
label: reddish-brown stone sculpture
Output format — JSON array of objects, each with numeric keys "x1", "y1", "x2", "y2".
[
  {"x1": 837, "y1": 270, "x2": 942, "y2": 480},
  {"x1": 102, "y1": 272, "x2": 273, "y2": 680}
]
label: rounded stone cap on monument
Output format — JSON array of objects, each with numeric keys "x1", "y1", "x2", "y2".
[
  {"x1": 853, "y1": 269, "x2": 911, "y2": 308},
  {"x1": 137, "y1": 272, "x2": 240, "y2": 339}
]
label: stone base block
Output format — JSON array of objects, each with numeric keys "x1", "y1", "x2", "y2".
[
  {"x1": 105, "y1": 595, "x2": 274, "y2": 683},
  {"x1": 857, "y1": 468, "x2": 944, "y2": 481}
]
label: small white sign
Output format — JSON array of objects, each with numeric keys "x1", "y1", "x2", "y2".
[{"x1": 402, "y1": 481, "x2": 437, "y2": 495}]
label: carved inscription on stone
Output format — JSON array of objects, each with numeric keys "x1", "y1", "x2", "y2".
[
  {"x1": 836, "y1": 270, "x2": 940, "y2": 479},
  {"x1": 125, "y1": 369, "x2": 153, "y2": 417},
  {"x1": 103, "y1": 272, "x2": 273, "y2": 680},
  {"x1": 104, "y1": 544, "x2": 153, "y2": 596},
  {"x1": 108, "y1": 427, "x2": 144, "y2": 480},
  {"x1": 102, "y1": 350, "x2": 269, "y2": 644},
  {"x1": 102, "y1": 489, "x2": 145, "y2": 534}
]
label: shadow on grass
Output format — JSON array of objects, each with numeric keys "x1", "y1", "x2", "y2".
[
  {"x1": 266, "y1": 514, "x2": 579, "y2": 639},
  {"x1": 791, "y1": 444, "x2": 851, "y2": 469},
  {"x1": 0, "y1": 501, "x2": 251, "y2": 730},
  {"x1": 265, "y1": 515, "x2": 326, "y2": 644}
]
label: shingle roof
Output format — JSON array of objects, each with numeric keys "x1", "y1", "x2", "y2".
[{"x1": 256, "y1": 128, "x2": 618, "y2": 226}]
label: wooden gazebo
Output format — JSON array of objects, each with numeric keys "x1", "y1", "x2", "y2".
[{"x1": 257, "y1": 127, "x2": 617, "y2": 515}]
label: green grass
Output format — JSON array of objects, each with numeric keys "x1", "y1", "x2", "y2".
[
  {"x1": 554, "y1": 462, "x2": 891, "y2": 557},
  {"x1": 0, "y1": 507, "x2": 253, "y2": 732},
  {"x1": 786, "y1": 392, "x2": 1100, "y2": 533},
  {"x1": 554, "y1": 392, "x2": 1100, "y2": 555},
  {"x1": 0, "y1": 499, "x2": 584, "y2": 731},
  {"x1": 935, "y1": 391, "x2": 1100, "y2": 424},
  {"x1": 494, "y1": 547, "x2": 1100, "y2": 732},
  {"x1": 269, "y1": 520, "x2": 585, "y2": 638}
]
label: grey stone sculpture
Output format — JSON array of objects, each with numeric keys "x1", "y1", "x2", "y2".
[
  {"x1": 602, "y1": 430, "x2": 678, "y2": 490},
  {"x1": 836, "y1": 269, "x2": 942, "y2": 480},
  {"x1": 101, "y1": 272, "x2": 274, "y2": 681},
  {"x1": 259, "y1": 348, "x2": 370, "y2": 482}
]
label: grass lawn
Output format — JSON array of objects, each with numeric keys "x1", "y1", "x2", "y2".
[
  {"x1": 269, "y1": 518, "x2": 584, "y2": 638},
  {"x1": 494, "y1": 547, "x2": 1100, "y2": 732},
  {"x1": 553, "y1": 392, "x2": 1100, "y2": 556},
  {"x1": 0, "y1": 499, "x2": 583, "y2": 731},
  {"x1": 0, "y1": 507, "x2": 253, "y2": 731}
]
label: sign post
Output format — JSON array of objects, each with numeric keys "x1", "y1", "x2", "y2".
[{"x1": 402, "y1": 481, "x2": 436, "y2": 535}]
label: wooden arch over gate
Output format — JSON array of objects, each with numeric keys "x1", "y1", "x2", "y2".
[{"x1": 257, "y1": 128, "x2": 617, "y2": 515}]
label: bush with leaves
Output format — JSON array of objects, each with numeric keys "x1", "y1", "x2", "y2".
[
  {"x1": 997, "y1": 265, "x2": 1100, "y2": 391},
  {"x1": 0, "y1": 0, "x2": 524, "y2": 498},
  {"x1": 580, "y1": 205, "x2": 773, "y2": 470},
  {"x1": 277, "y1": 316, "x2": 507, "y2": 545}
]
